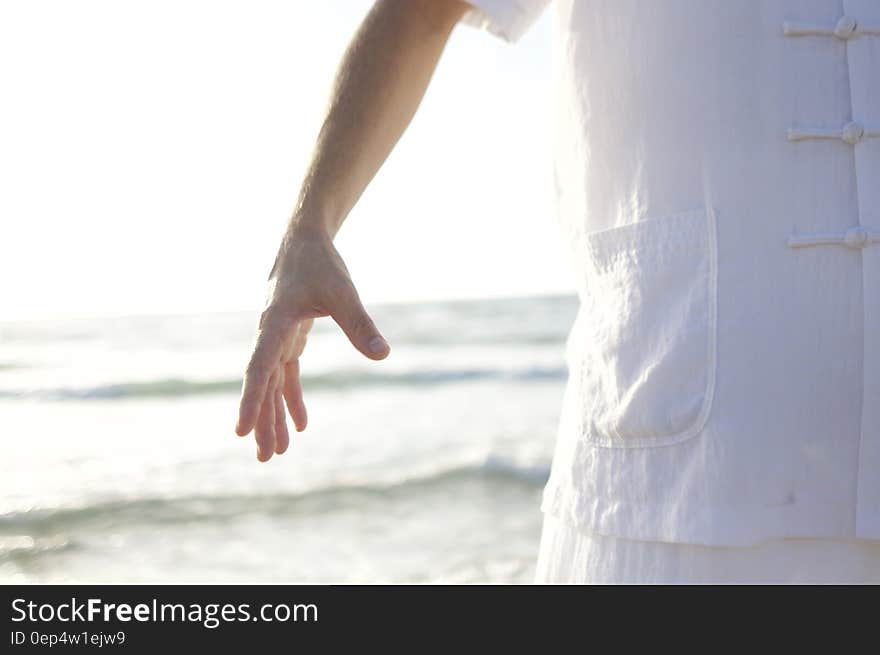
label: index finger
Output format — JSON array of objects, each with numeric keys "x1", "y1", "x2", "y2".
[{"x1": 236, "y1": 314, "x2": 289, "y2": 436}]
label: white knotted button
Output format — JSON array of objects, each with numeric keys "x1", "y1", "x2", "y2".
[
  {"x1": 841, "y1": 122, "x2": 865, "y2": 145},
  {"x1": 834, "y1": 15, "x2": 858, "y2": 39},
  {"x1": 783, "y1": 16, "x2": 880, "y2": 38},
  {"x1": 844, "y1": 226, "x2": 870, "y2": 249},
  {"x1": 789, "y1": 226, "x2": 880, "y2": 249}
]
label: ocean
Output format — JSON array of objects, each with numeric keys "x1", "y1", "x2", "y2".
[{"x1": 0, "y1": 294, "x2": 577, "y2": 584}]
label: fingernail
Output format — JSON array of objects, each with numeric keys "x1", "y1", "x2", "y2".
[{"x1": 368, "y1": 336, "x2": 389, "y2": 354}]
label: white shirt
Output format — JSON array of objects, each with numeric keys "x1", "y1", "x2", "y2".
[{"x1": 464, "y1": 0, "x2": 880, "y2": 546}]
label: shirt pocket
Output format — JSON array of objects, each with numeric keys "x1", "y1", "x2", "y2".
[{"x1": 575, "y1": 207, "x2": 718, "y2": 448}]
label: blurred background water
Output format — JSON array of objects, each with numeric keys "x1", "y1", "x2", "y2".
[{"x1": 0, "y1": 294, "x2": 576, "y2": 583}]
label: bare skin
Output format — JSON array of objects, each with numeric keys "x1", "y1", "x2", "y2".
[{"x1": 236, "y1": 0, "x2": 470, "y2": 461}]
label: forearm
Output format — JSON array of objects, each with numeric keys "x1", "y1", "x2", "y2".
[
  {"x1": 239, "y1": 0, "x2": 470, "y2": 449},
  {"x1": 280, "y1": 0, "x2": 467, "y2": 253}
]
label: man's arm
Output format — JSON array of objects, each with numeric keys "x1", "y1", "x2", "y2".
[{"x1": 236, "y1": 0, "x2": 470, "y2": 461}]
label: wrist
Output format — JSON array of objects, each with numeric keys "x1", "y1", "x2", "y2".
[
  {"x1": 269, "y1": 218, "x2": 334, "y2": 281},
  {"x1": 292, "y1": 191, "x2": 345, "y2": 239},
  {"x1": 289, "y1": 219, "x2": 334, "y2": 244}
]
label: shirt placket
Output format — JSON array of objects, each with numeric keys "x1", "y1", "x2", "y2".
[
  {"x1": 783, "y1": 0, "x2": 880, "y2": 539},
  {"x1": 845, "y1": 0, "x2": 880, "y2": 540}
]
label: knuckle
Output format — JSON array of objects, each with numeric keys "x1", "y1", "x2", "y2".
[
  {"x1": 245, "y1": 356, "x2": 268, "y2": 380},
  {"x1": 259, "y1": 301, "x2": 300, "y2": 330},
  {"x1": 257, "y1": 307, "x2": 276, "y2": 330},
  {"x1": 350, "y1": 312, "x2": 374, "y2": 335}
]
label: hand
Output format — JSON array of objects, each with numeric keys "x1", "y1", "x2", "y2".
[{"x1": 235, "y1": 229, "x2": 391, "y2": 461}]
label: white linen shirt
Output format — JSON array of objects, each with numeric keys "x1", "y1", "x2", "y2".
[{"x1": 464, "y1": 0, "x2": 880, "y2": 546}]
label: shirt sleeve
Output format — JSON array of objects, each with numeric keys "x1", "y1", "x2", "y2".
[{"x1": 461, "y1": 0, "x2": 551, "y2": 43}]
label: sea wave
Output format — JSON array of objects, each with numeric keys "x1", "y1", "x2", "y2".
[
  {"x1": 0, "y1": 535, "x2": 74, "y2": 561},
  {"x1": 0, "y1": 366, "x2": 566, "y2": 401},
  {"x1": 0, "y1": 457, "x2": 550, "y2": 533}
]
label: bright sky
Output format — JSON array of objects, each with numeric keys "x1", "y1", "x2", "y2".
[{"x1": 0, "y1": 0, "x2": 574, "y2": 321}]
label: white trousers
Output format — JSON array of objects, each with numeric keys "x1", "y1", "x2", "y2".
[{"x1": 535, "y1": 514, "x2": 880, "y2": 584}]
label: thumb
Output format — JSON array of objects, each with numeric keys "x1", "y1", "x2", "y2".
[{"x1": 329, "y1": 283, "x2": 390, "y2": 361}]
